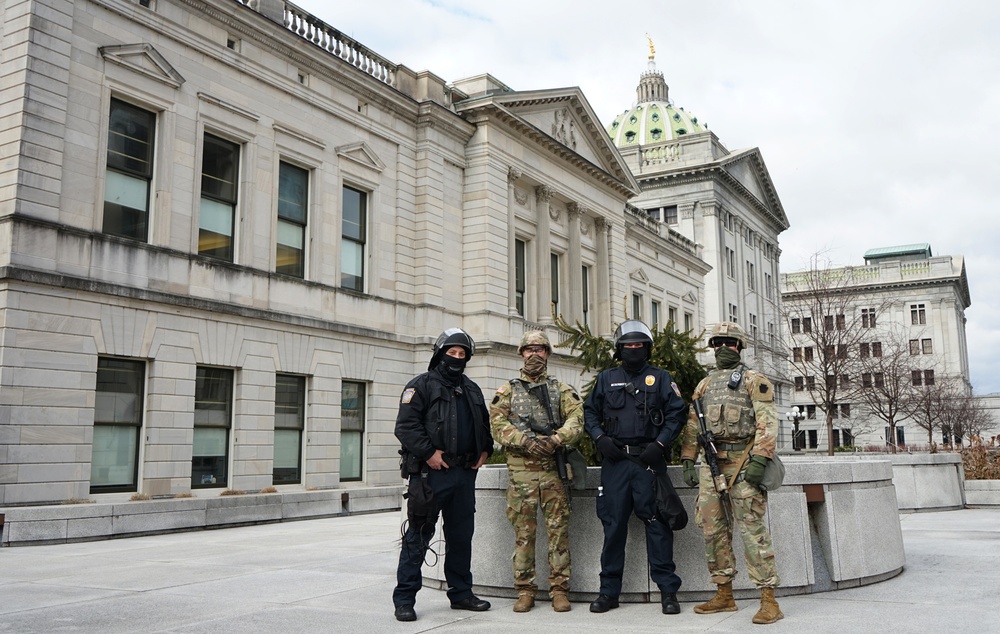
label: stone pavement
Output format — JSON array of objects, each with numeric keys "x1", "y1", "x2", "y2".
[{"x1": 1, "y1": 508, "x2": 997, "y2": 633}]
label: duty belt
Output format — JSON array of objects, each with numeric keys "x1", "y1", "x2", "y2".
[
  {"x1": 715, "y1": 441, "x2": 748, "y2": 452},
  {"x1": 443, "y1": 452, "x2": 478, "y2": 468},
  {"x1": 622, "y1": 442, "x2": 652, "y2": 457}
]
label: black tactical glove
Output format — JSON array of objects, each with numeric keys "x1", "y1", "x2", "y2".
[
  {"x1": 745, "y1": 455, "x2": 768, "y2": 487},
  {"x1": 682, "y1": 459, "x2": 699, "y2": 487},
  {"x1": 523, "y1": 436, "x2": 552, "y2": 458},
  {"x1": 640, "y1": 441, "x2": 666, "y2": 474},
  {"x1": 597, "y1": 435, "x2": 625, "y2": 462}
]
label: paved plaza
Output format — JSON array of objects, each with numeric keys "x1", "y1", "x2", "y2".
[{"x1": 2, "y1": 508, "x2": 997, "y2": 633}]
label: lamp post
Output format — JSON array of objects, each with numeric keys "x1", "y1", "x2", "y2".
[{"x1": 785, "y1": 406, "x2": 804, "y2": 451}]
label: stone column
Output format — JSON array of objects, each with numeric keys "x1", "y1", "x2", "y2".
[
  {"x1": 567, "y1": 203, "x2": 584, "y2": 323},
  {"x1": 535, "y1": 186, "x2": 553, "y2": 323},
  {"x1": 595, "y1": 217, "x2": 612, "y2": 336},
  {"x1": 507, "y1": 168, "x2": 522, "y2": 316}
]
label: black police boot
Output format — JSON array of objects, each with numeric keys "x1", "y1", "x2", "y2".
[
  {"x1": 662, "y1": 592, "x2": 680, "y2": 615},
  {"x1": 451, "y1": 596, "x2": 491, "y2": 612},
  {"x1": 589, "y1": 594, "x2": 620, "y2": 613},
  {"x1": 394, "y1": 605, "x2": 416, "y2": 622}
]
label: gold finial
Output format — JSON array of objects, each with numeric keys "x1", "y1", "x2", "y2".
[{"x1": 646, "y1": 33, "x2": 656, "y2": 60}]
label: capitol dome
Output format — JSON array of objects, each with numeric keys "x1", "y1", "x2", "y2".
[{"x1": 607, "y1": 52, "x2": 706, "y2": 147}]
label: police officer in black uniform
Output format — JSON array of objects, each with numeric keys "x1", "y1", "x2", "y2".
[
  {"x1": 392, "y1": 328, "x2": 494, "y2": 622},
  {"x1": 584, "y1": 320, "x2": 688, "y2": 615}
]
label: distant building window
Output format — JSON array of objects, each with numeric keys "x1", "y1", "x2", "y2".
[
  {"x1": 199, "y1": 134, "x2": 240, "y2": 261},
  {"x1": 274, "y1": 374, "x2": 306, "y2": 485},
  {"x1": 806, "y1": 404, "x2": 816, "y2": 419},
  {"x1": 861, "y1": 308, "x2": 876, "y2": 328},
  {"x1": 802, "y1": 317, "x2": 812, "y2": 333},
  {"x1": 872, "y1": 341, "x2": 882, "y2": 357},
  {"x1": 515, "y1": 239, "x2": 526, "y2": 317},
  {"x1": 341, "y1": 185, "x2": 367, "y2": 291},
  {"x1": 910, "y1": 339, "x2": 920, "y2": 355},
  {"x1": 793, "y1": 347, "x2": 802, "y2": 362},
  {"x1": 632, "y1": 293, "x2": 642, "y2": 320},
  {"x1": 340, "y1": 381, "x2": 366, "y2": 482},
  {"x1": 795, "y1": 376, "x2": 804, "y2": 391},
  {"x1": 651, "y1": 301, "x2": 660, "y2": 329},
  {"x1": 791, "y1": 318, "x2": 800, "y2": 334},
  {"x1": 746, "y1": 261, "x2": 756, "y2": 290},
  {"x1": 664, "y1": 205, "x2": 678, "y2": 224},
  {"x1": 581, "y1": 265, "x2": 590, "y2": 326},
  {"x1": 91, "y1": 358, "x2": 144, "y2": 493},
  {"x1": 669, "y1": 307, "x2": 678, "y2": 328},
  {"x1": 104, "y1": 98, "x2": 155, "y2": 242},
  {"x1": 924, "y1": 370, "x2": 935, "y2": 386},
  {"x1": 551, "y1": 253, "x2": 561, "y2": 313},
  {"x1": 728, "y1": 303, "x2": 739, "y2": 323},
  {"x1": 923, "y1": 338, "x2": 933, "y2": 354},
  {"x1": 277, "y1": 162, "x2": 308, "y2": 278},
  {"x1": 911, "y1": 303, "x2": 926, "y2": 325},
  {"x1": 684, "y1": 312, "x2": 693, "y2": 332},
  {"x1": 193, "y1": 367, "x2": 233, "y2": 488},
  {"x1": 860, "y1": 342, "x2": 870, "y2": 358},
  {"x1": 804, "y1": 347, "x2": 814, "y2": 361}
]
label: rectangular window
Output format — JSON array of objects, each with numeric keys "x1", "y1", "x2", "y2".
[
  {"x1": 808, "y1": 429, "x2": 818, "y2": 449},
  {"x1": 765, "y1": 273, "x2": 773, "y2": 300},
  {"x1": 841, "y1": 404, "x2": 851, "y2": 418},
  {"x1": 862, "y1": 308, "x2": 876, "y2": 329},
  {"x1": 725, "y1": 247, "x2": 736, "y2": 278},
  {"x1": 824, "y1": 315, "x2": 834, "y2": 332},
  {"x1": 804, "y1": 347, "x2": 814, "y2": 361},
  {"x1": 840, "y1": 374, "x2": 851, "y2": 389},
  {"x1": 911, "y1": 303, "x2": 926, "y2": 325},
  {"x1": 791, "y1": 318, "x2": 800, "y2": 334},
  {"x1": 91, "y1": 357, "x2": 144, "y2": 492},
  {"x1": 826, "y1": 375, "x2": 836, "y2": 389},
  {"x1": 768, "y1": 322, "x2": 775, "y2": 348},
  {"x1": 341, "y1": 185, "x2": 367, "y2": 291},
  {"x1": 668, "y1": 306, "x2": 677, "y2": 327},
  {"x1": 651, "y1": 301, "x2": 660, "y2": 328},
  {"x1": 860, "y1": 342, "x2": 870, "y2": 358},
  {"x1": 922, "y1": 338, "x2": 933, "y2": 354},
  {"x1": 863, "y1": 372, "x2": 872, "y2": 388},
  {"x1": 924, "y1": 370, "x2": 935, "y2": 386},
  {"x1": 581, "y1": 265, "x2": 590, "y2": 327},
  {"x1": 728, "y1": 303, "x2": 739, "y2": 323},
  {"x1": 872, "y1": 341, "x2": 882, "y2": 357},
  {"x1": 794, "y1": 376, "x2": 804, "y2": 391},
  {"x1": 806, "y1": 376, "x2": 816, "y2": 390},
  {"x1": 276, "y1": 162, "x2": 308, "y2": 278},
  {"x1": 199, "y1": 134, "x2": 240, "y2": 261},
  {"x1": 746, "y1": 261, "x2": 756, "y2": 290},
  {"x1": 193, "y1": 367, "x2": 233, "y2": 488},
  {"x1": 749, "y1": 313, "x2": 758, "y2": 340},
  {"x1": 515, "y1": 239, "x2": 526, "y2": 317},
  {"x1": 806, "y1": 404, "x2": 816, "y2": 419},
  {"x1": 793, "y1": 347, "x2": 802, "y2": 362},
  {"x1": 340, "y1": 381, "x2": 366, "y2": 482},
  {"x1": 837, "y1": 345, "x2": 848, "y2": 359},
  {"x1": 836, "y1": 314, "x2": 845, "y2": 330},
  {"x1": 802, "y1": 317, "x2": 812, "y2": 333},
  {"x1": 684, "y1": 312, "x2": 693, "y2": 332},
  {"x1": 273, "y1": 374, "x2": 305, "y2": 485},
  {"x1": 874, "y1": 372, "x2": 885, "y2": 388},
  {"x1": 632, "y1": 293, "x2": 642, "y2": 320},
  {"x1": 550, "y1": 253, "x2": 560, "y2": 313},
  {"x1": 910, "y1": 339, "x2": 920, "y2": 355},
  {"x1": 664, "y1": 205, "x2": 678, "y2": 224},
  {"x1": 104, "y1": 99, "x2": 155, "y2": 242}
]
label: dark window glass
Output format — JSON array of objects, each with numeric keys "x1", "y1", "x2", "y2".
[
  {"x1": 104, "y1": 99, "x2": 155, "y2": 241},
  {"x1": 193, "y1": 367, "x2": 233, "y2": 488},
  {"x1": 277, "y1": 162, "x2": 308, "y2": 278},
  {"x1": 199, "y1": 134, "x2": 240, "y2": 261},
  {"x1": 91, "y1": 357, "x2": 144, "y2": 492},
  {"x1": 274, "y1": 374, "x2": 305, "y2": 485},
  {"x1": 341, "y1": 186, "x2": 367, "y2": 291},
  {"x1": 340, "y1": 381, "x2": 366, "y2": 482}
]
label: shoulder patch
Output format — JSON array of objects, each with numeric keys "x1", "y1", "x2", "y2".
[
  {"x1": 401, "y1": 388, "x2": 416, "y2": 404},
  {"x1": 671, "y1": 381, "x2": 682, "y2": 397},
  {"x1": 759, "y1": 384, "x2": 769, "y2": 394},
  {"x1": 496, "y1": 383, "x2": 510, "y2": 394}
]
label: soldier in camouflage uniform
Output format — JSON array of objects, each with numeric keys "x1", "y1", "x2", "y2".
[
  {"x1": 490, "y1": 331, "x2": 584, "y2": 613},
  {"x1": 679, "y1": 322, "x2": 784, "y2": 624}
]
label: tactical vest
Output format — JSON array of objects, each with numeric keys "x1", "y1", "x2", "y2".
[
  {"x1": 509, "y1": 377, "x2": 563, "y2": 436},
  {"x1": 701, "y1": 365, "x2": 756, "y2": 440},
  {"x1": 601, "y1": 366, "x2": 666, "y2": 441}
]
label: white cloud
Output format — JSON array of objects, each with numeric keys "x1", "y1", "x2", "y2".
[{"x1": 293, "y1": 0, "x2": 1000, "y2": 393}]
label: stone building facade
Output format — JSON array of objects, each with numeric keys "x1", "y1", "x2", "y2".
[{"x1": 0, "y1": 0, "x2": 708, "y2": 510}]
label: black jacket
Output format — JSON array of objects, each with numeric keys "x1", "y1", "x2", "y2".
[
  {"x1": 394, "y1": 366, "x2": 492, "y2": 463},
  {"x1": 584, "y1": 363, "x2": 688, "y2": 445}
]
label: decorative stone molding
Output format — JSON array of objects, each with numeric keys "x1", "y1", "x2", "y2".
[
  {"x1": 535, "y1": 185, "x2": 553, "y2": 203},
  {"x1": 513, "y1": 188, "x2": 529, "y2": 206},
  {"x1": 99, "y1": 43, "x2": 186, "y2": 88},
  {"x1": 552, "y1": 107, "x2": 577, "y2": 150},
  {"x1": 567, "y1": 202, "x2": 585, "y2": 221},
  {"x1": 507, "y1": 167, "x2": 522, "y2": 183},
  {"x1": 594, "y1": 216, "x2": 609, "y2": 233},
  {"x1": 549, "y1": 205, "x2": 561, "y2": 223}
]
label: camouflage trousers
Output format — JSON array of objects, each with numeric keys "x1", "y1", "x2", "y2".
[
  {"x1": 694, "y1": 454, "x2": 780, "y2": 589},
  {"x1": 505, "y1": 465, "x2": 571, "y2": 595}
]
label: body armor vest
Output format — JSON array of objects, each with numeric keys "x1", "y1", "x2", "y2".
[
  {"x1": 601, "y1": 366, "x2": 665, "y2": 440},
  {"x1": 509, "y1": 377, "x2": 563, "y2": 435},
  {"x1": 702, "y1": 365, "x2": 756, "y2": 440}
]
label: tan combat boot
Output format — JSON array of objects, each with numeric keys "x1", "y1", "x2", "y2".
[
  {"x1": 752, "y1": 588, "x2": 783, "y2": 624},
  {"x1": 513, "y1": 591, "x2": 535, "y2": 613},
  {"x1": 693, "y1": 581, "x2": 738, "y2": 614},
  {"x1": 551, "y1": 592, "x2": 571, "y2": 612}
]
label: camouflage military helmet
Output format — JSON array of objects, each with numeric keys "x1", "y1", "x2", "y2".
[
  {"x1": 707, "y1": 321, "x2": 748, "y2": 351},
  {"x1": 518, "y1": 330, "x2": 552, "y2": 355}
]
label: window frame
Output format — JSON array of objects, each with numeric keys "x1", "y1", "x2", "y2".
[
  {"x1": 340, "y1": 380, "x2": 367, "y2": 482},
  {"x1": 103, "y1": 98, "x2": 156, "y2": 242},
  {"x1": 276, "y1": 160, "x2": 309, "y2": 278},
  {"x1": 273, "y1": 373, "x2": 306, "y2": 485},
  {"x1": 192, "y1": 366, "x2": 234, "y2": 489},
  {"x1": 341, "y1": 184, "x2": 368, "y2": 292},
  {"x1": 91, "y1": 357, "x2": 145, "y2": 493},
  {"x1": 515, "y1": 238, "x2": 527, "y2": 317},
  {"x1": 198, "y1": 133, "x2": 241, "y2": 262}
]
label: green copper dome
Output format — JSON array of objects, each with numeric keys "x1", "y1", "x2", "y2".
[{"x1": 607, "y1": 57, "x2": 706, "y2": 147}]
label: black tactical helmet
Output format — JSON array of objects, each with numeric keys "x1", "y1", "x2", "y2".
[
  {"x1": 613, "y1": 320, "x2": 653, "y2": 360},
  {"x1": 428, "y1": 327, "x2": 476, "y2": 370}
]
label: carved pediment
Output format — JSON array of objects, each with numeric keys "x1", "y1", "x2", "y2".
[
  {"x1": 99, "y1": 43, "x2": 184, "y2": 88},
  {"x1": 335, "y1": 142, "x2": 385, "y2": 173},
  {"x1": 630, "y1": 268, "x2": 650, "y2": 283}
]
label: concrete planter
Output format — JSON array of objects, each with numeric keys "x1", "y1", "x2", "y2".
[
  {"x1": 421, "y1": 457, "x2": 906, "y2": 603},
  {"x1": 0, "y1": 485, "x2": 402, "y2": 546},
  {"x1": 884, "y1": 453, "x2": 965, "y2": 512},
  {"x1": 964, "y1": 480, "x2": 1000, "y2": 506}
]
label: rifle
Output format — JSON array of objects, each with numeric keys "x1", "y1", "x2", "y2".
[
  {"x1": 526, "y1": 383, "x2": 573, "y2": 497},
  {"x1": 693, "y1": 398, "x2": 731, "y2": 526}
]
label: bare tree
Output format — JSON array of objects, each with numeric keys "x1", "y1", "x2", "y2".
[
  {"x1": 854, "y1": 327, "x2": 920, "y2": 453},
  {"x1": 948, "y1": 393, "x2": 995, "y2": 445},
  {"x1": 905, "y1": 376, "x2": 961, "y2": 445},
  {"x1": 782, "y1": 255, "x2": 894, "y2": 455}
]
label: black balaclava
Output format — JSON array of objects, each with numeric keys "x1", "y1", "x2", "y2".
[
  {"x1": 714, "y1": 346, "x2": 742, "y2": 370},
  {"x1": 439, "y1": 348, "x2": 468, "y2": 381},
  {"x1": 620, "y1": 346, "x2": 648, "y2": 373}
]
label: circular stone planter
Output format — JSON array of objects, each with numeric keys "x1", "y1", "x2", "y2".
[{"x1": 419, "y1": 456, "x2": 905, "y2": 603}]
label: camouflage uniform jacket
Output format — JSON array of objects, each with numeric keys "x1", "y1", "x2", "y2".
[
  {"x1": 490, "y1": 371, "x2": 584, "y2": 469},
  {"x1": 680, "y1": 364, "x2": 778, "y2": 461}
]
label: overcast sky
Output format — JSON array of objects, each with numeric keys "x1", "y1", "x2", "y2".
[{"x1": 292, "y1": 0, "x2": 1000, "y2": 394}]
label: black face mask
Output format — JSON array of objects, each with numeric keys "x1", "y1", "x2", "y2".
[
  {"x1": 620, "y1": 347, "x2": 648, "y2": 373},
  {"x1": 440, "y1": 355, "x2": 468, "y2": 380}
]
